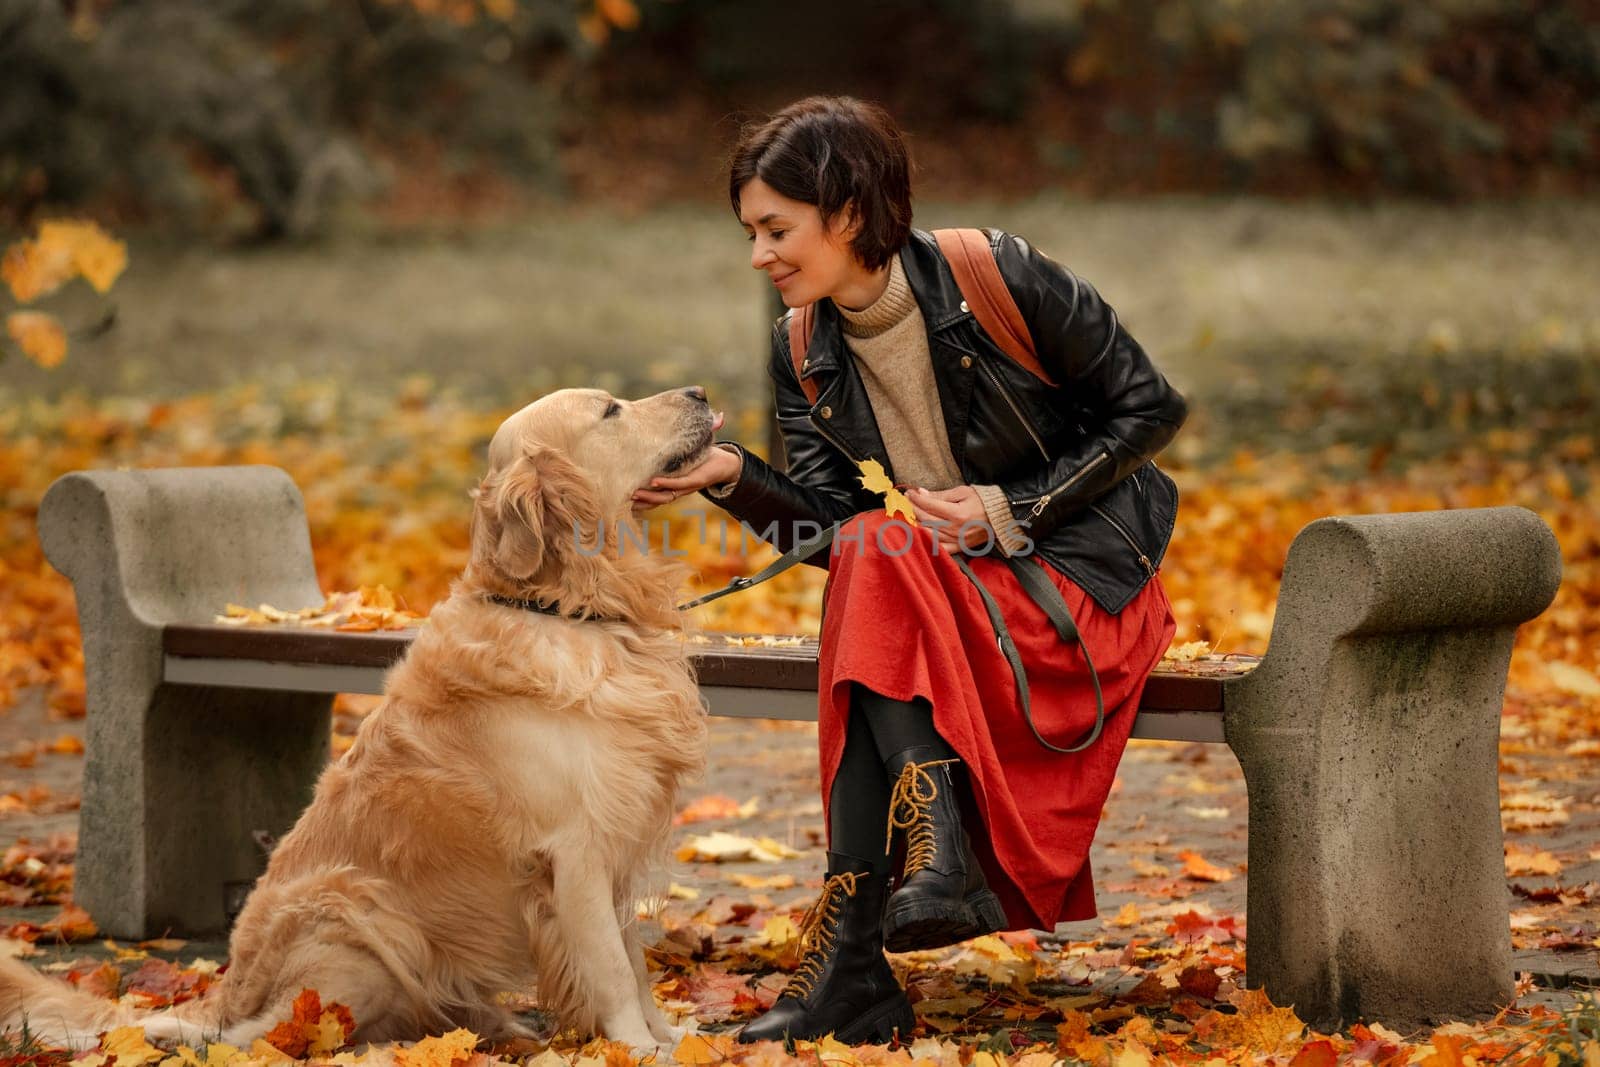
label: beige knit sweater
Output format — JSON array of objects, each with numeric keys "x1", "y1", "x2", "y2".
[{"x1": 710, "y1": 255, "x2": 1028, "y2": 555}]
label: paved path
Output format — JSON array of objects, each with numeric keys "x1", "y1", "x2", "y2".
[{"x1": 1, "y1": 684, "x2": 1594, "y2": 1019}]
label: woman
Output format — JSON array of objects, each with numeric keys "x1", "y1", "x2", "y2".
[{"x1": 633, "y1": 96, "x2": 1186, "y2": 1045}]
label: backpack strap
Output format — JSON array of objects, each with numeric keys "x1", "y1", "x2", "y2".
[
  {"x1": 933, "y1": 228, "x2": 1057, "y2": 388},
  {"x1": 786, "y1": 303, "x2": 819, "y2": 406},
  {"x1": 788, "y1": 228, "x2": 1055, "y2": 405}
]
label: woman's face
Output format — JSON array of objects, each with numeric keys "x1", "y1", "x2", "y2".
[{"x1": 738, "y1": 178, "x2": 862, "y2": 309}]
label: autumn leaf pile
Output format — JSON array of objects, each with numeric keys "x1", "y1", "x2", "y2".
[{"x1": 1, "y1": 382, "x2": 1598, "y2": 1065}]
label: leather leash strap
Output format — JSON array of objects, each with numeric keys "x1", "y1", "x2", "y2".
[
  {"x1": 674, "y1": 521, "x2": 841, "y2": 611},
  {"x1": 676, "y1": 523, "x2": 1105, "y2": 754}
]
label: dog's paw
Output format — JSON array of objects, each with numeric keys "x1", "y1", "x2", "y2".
[
  {"x1": 606, "y1": 1024, "x2": 665, "y2": 1056},
  {"x1": 646, "y1": 1021, "x2": 684, "y2": 1048}
]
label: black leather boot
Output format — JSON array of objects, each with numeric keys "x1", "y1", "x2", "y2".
[
  {"x1": 737, "y1": 852, "x2": 915, "y2": 1045},
  {"x1": 881, "y1": 748, "x2": 1006, "y2": 952}
]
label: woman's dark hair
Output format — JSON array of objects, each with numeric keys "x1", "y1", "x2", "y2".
[{"x1": 728, "y1": 96, "x2": 913, "y2": 272}]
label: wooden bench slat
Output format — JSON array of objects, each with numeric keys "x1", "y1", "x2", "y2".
[{"x1": 162, "y1": 623, "x2": 1256, "y2": 716}]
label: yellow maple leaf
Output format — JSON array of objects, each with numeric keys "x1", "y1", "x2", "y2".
[
  {"x1": 672, "y1": 1032, "x2": 725, "y2": 1064},
  {"x1": 854, "y1": 458, "x2": 917, "y2": 525},
  {"x1": 949, "y1": 933, "x2": 1036, "y2": 988},
  {"x1": 395, "y1": 1029, "x2": 481, "y2": 1067},
  {"x1": 809, "y1": 1035, "x2": 860, "y2": 1065},
  {"x1": 1195, "y1": 987, "x2": 1306, "y2": 1054},
  {"x1": 249, "y1": 1037, "x2": 296, "y2": 1062},
  {"x1": 101, "y1": 1028, "x2": 166, "y2": 1066},
  {"x1": 6, "y1": 311, "x2": 68, "y2": 369},
  {"x1": 308, "y1": 1010, "x2": 353, "y2": 1056},
  {"x1": 752, "y1": 914, "x2": 801, "y2": 951},
  {"x1": 1111, "y1": 1043, "x2": 1154, "y2": 1067},
  {"x1": 205, "y1": 1044, "x2": 245, "y2": 1067}
]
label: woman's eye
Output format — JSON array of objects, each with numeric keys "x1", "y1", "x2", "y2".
[{"x1": 769, "y1": 230, "x2": 786, "y2": 240}]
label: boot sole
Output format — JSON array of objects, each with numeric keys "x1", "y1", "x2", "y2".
[
  {"x1": 836, "y1": 993, "x2": 917, "y2": 1045},
  {"x1": 883, "y1": 889, "x2": 1006, "y2": 952}
]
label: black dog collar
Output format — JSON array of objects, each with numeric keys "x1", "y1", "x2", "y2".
[{"x1": 485, "y1": 593, "x2": 619, "y2": 623}]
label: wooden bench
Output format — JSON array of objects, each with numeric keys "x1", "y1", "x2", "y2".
[
  {"x1": 160, "y1": 625, "x2": 1244, "y2": 741},
  {"x1": 38, "y1": 465, "x2": 1562, "y2": 1031}
]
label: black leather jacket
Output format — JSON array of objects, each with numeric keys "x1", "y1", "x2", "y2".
[{"x1": 703, "y1": 227, "x2": 1188, "y2": 614}]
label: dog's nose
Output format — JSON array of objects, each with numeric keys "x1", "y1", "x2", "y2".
[{"x1": 683, "y1": 385, "x2": 707, "y2": 403}]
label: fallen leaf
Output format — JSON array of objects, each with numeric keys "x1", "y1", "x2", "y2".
[{"x1": 1178, "y1": 850, "x2": 1235, "y2": 882}]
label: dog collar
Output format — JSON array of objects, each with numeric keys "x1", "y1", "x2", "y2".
[{"x1": 485, "y1": 593, "x2": 619, "y2": 623}]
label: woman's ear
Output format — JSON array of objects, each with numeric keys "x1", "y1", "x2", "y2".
[
  {"x1": 471, "y1": 448, "x2": 602, "y2": 581},
  {"x1": 831, "y1": 200, "x2": 864, "y2": 244}
]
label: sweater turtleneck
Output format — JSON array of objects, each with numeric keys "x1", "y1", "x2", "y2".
[
  {"x1": 836, "y1": 255, "x2": 918, "y2": 339},
  {"x1": 706, "y1": 252, "x2": 1029, "y2": 556}
]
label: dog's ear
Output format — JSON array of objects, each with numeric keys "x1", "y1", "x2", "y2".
[{"x1": 472, "y1": 447, "x2": 602, "y2": 581}]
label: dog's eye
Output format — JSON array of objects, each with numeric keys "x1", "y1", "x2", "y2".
[{"x1": 602, "y1": 402, "x2": 622, "y2": 419}]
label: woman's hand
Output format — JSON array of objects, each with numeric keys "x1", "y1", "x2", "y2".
[
  {"x1": 907, "y1": 485, "x2": 995, "y2": 551},
  {"x1": 631, "y1": 444, "x2": 743, "y2": 512}
]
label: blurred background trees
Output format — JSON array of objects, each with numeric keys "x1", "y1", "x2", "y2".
[{"x1": 2, "y1": 0, "x2": 1595, "y2": 239}]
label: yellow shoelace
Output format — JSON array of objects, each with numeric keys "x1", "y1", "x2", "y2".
[
  {"x1": 786, "y1": 870, "x2": 861, "y2": 1000},
  {"x1": 885, "y1": 758, "x2": 959, "y2": 875}
]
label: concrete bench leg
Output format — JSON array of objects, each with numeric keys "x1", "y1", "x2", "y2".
[
  {"x1": 1225, "y1": 507, "x2": 1562, "y2": 1030},
  {"x1": 38, "y1": 467, "x2": 332, "y2": 939}
]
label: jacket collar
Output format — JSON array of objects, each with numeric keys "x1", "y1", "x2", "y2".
[
  {"x1": 792, "y1": 229, "x2": 982, "y2": 481},
  {"x1": 793, "y1": 229, "x2": 973, "y2": 385}
]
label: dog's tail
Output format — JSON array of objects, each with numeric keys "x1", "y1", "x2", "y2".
[{"x1": 0, "y1": 956, "x2": 225, "y2": 1049}]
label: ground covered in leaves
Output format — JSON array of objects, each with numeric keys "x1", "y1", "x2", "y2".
[{"x1": 0, "y1": 377, "x2": 1596, "y2": 1064}]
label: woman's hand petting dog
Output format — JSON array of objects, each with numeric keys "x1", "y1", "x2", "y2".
[{"x1": 633, "y1": 443, "x2": 742, "y2": 511}]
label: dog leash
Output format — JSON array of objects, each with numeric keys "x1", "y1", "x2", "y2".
[{"x1": 674, "y1": 520, "x2": 1105, "y2": 754}]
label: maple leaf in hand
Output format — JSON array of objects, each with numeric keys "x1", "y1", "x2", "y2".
[{"x1": 855, "y1": 457, "x2": 917, "y2": 525}]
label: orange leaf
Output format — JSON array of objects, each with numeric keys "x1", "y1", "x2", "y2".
[
  {"x1": 1290, "y1": 1039, "x2": 1338, "y2": 1067},
  {"x1": 38, "y1": 219, "x2": 127, "y2": 293},
  {"x1": 42, "y1": 903, "x2": 97, "y2": 941},
  {"x1": 595, "y1": 0, "x2": 639, "y2": 30},
  {"x1": 1194, "y1": 988, "x2": 1305, "y2": 1054},
  {"x1": 1419, "y1": 1033, "x2": 1472, "y2": 1067},
  {"x1": 6, "y1": 311, "x2": 68, "y2": 369},
  {"x1": 263, "y1": 988, "x2": 323, "y2": 1057},
  {"x1": 1178, "y1": 849, "x2": 1236, "y2": 882},
  {"x1": 394, "y1": 1027, "x2": 479, "y2": 1067},
  {"x1": 1, "y1": 237, "x2": 74, "y2": 302}
]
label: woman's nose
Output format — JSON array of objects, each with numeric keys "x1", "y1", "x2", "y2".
[{"x1": 750, "y1": 240, "x2": 774, "y2": 270}]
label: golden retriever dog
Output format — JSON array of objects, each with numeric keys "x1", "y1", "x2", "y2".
[{"x1": 1, "y1": 387, "x2": 719, "y2": 1052}]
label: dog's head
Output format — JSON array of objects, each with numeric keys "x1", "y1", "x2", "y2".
[{"x1": 470, "y1": 386, "x2": 720, "y2": 587}]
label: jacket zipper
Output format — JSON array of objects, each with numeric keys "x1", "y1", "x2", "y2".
[
  {"x1": 977, "y1": 356, "x2": 1050, "y2": 463},
  {"x1": 1019, "y1": 450, "x2": 1110, "y2": 519},
  {"x1": 1090, "y1": 502, "x2": 1156, "y2": 577}
]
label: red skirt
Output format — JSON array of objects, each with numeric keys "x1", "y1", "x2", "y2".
[{"x1": 817, "y1": 510, "x2": 1177, "y2": 931}]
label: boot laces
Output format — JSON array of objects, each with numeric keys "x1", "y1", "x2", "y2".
[
  {"x1": 886, "y1": 758, "x2": 959, "y2": 876},
  {"x1": 785, "y1": 871, "x2": 860, "y2": 1000}
]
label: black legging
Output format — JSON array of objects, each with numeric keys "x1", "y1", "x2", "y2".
[{"x1": 826, "y1": 682, "x2": 958, "y2": 875}]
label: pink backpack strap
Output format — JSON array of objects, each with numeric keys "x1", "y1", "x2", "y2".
[
  {"x1": 933, "y1": 228, "x2": 1057, "y2": 388},
  {"x1": 787, "y1": 303, "x2": 819, "y2": 406}
]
